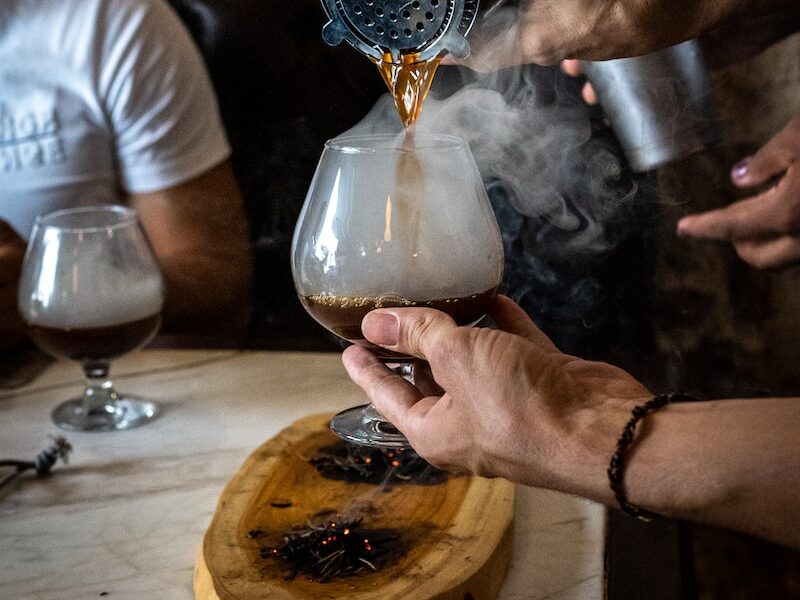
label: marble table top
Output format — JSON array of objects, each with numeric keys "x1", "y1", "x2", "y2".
[{"x1": 0, "y1": 350, "x2": 605, "y2": 600}]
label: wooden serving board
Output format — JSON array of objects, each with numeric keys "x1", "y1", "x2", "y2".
[{"x1": 196, "y1": 414, "x2": 515, "y2": 600}]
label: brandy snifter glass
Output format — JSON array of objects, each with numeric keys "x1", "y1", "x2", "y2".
[
  {"x1": 291, "y1": 133, "x2": 504, "y2": 448},
  {"x1": 18, "y1": 206, "x2": 165, "y2": 432}
]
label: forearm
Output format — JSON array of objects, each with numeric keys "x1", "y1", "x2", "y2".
[
  {"x1": 628, "y1": 0, "x2": 796, "y2": 53},
  {"x1": 689, "y1": 0, "x2": 796, "y2": 28},
  {"x1": 348, "y1": 300, "x2": 800, "y2": 548},
  {"x1": 700, "y1": 4, "x2": 800, "y2": 67},
  {"x1": 627, "y1": 398, "x2": 800, "y2": 546},
  {"x1": 0, "y1": 288, "x2": 26, "y2": 351},
  {"x1": 558, "y1": 396, "x2": 800, "y2": 548},
  {"x1": 130, "y1": 160, "x2": 253, "y2": 336},
  {"x1": 158, "y1": 248, "x2": 252, "y2": 330},
  {"x1": 1, "y1": 226, "x2": 28, "y2": 352}
]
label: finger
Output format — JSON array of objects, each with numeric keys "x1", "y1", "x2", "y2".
[
  {"x1": 732, "y1": 118, "x2": 800, "y2": 188},
  {"x1": 560, "y1": 60, "x2": 598, "y2": 105},
  {"x1": 410, "y1": 360, "x2": 445, "y2": 397},
  {"x1": 561, "y1": 59, "x2": 583, "y2": 77},
  {"x1": 489, "y1": 295, "x2": 559, "y2": 353},
  {"x1": 734, "y1": 236, "x2": 800, "y2": 270},
  {"x1": 361, "y1": 308, "x2": 458, "y2": 363},
  {"x1": 582, "y1": 82, "x2": 598, "y2": 106},
  {"x1": 451, "y1": 7, "x2": 541, "y2": 72},
  {"x1": 677, "y1": 189, "x2": 787, "y2": 241},
  {"x1": 341, "y1": 344, "x2": 426, "y2": 432},
  {"x1": 458, "y1": 30, "x2": 526, "y2": 72}
]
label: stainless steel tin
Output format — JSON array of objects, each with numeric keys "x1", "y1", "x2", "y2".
[{"x1": 581, "y1": 40, "x2": 718, "y2": 172}]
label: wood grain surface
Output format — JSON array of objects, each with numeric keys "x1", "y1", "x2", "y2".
[{"x1": 197, "y1": 413, "x2": 515, "y2": 600}]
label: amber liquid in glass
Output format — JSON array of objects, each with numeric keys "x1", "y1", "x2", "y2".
[
  {"x1": 26, "y1": 313, "x2": 162, "y2": 361},
  {"x1": 300, "y1": 288, "x2": 497, "y2": 359}
]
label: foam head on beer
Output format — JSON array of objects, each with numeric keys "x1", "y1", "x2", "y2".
[{"x1": 21, "y1": 249, "x2": 164, "y2": 329}]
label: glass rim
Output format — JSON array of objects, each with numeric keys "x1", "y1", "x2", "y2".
[
  {"x1": 324, "y1": 133, "x2": 467, "y2": 154},
  {"x1": 35, "y1": 205, "x2": 139, "y2": 233}
]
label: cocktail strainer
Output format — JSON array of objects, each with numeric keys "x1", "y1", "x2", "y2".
[{"x1": 320, "y1": 0, "x2": 480, "y2": 62}]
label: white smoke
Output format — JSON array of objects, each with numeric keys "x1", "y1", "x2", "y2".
[
  {"x1": 343, "y1": 61, "x2": 639, "y2": 257},
  {"x1": 21, "y1": 247, "x2": 164, "y2": 328},
  {"x1": 296, "y1": 133, "x2": 504, "y2": 299}
]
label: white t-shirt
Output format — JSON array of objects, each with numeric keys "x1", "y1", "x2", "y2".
[{"x1": 0, "y1": 0, "x2": 231, "y2": 238}]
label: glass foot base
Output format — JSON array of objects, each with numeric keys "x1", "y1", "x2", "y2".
[
  {"x1": 51, "y1": 396, "x2": 157, "y2": 432},
  {"x1": 330, "y1": 404, "x2": 411, "y2": 449}
]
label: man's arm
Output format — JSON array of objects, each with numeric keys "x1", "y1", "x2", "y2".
[
  {"x1": 0, "y1": 220, "x2": 27, "y2": 352},
  {"x1": 700, "y1": 7, "x2": 800, "y2": 68},
  {"x1": 342, "y1": 297, "x2": 800, "y2": 549},
  {"x1": 560, "y1": 390, "x2": 800, "y2": 549},
  {"x1": 130, "y1": 160, "x2": 253, "y2": 338},
  {"x1": 615, "y1": 397, "x2": 800, "y2": 547},
  {"x1": 447, "y1": 0, "x2": 797, "y2": 69}
]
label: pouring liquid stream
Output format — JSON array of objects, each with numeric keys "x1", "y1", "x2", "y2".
[
  {"x1": 374, "y1": 52, "x2": 442, "y2": 129},
  {"x1": 301, "y1": 49, "x2": 495, "y2": 358},
  {"x1": 373, "y1": 51, "x2": 443, "y2": 271}
]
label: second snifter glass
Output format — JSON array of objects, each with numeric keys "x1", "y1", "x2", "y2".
[
  {"x1": 291, "y1": 133, "x2": 504, "y2": 448},
  {"x1": 18, "y1": 206, "x2": 165, "y2": 432}
]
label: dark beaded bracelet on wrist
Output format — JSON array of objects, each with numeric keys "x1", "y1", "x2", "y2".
[{"x1": 607, "y1": 392, "x2": 699, "y2": 521}]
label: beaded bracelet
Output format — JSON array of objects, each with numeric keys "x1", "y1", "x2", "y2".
[{"x1": 607, "y1": 392, "x2": 699, "y2": 521}]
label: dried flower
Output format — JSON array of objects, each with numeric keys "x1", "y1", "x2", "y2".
[
  {"x1": 310, "y1": 442, "x2": 446, "y2": 485},
  {"x1": 0, "y1": 435, "x2": 73, "y2": 491},
  {"x1": 262, "y1": 517, "x2": 400, "y2": 582}
]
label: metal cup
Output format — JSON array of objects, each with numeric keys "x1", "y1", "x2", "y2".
[{"x1": 580, "y1": 40, "x2": 718, "y2": 172}]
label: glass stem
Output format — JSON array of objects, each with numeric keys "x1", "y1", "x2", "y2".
[
  {"x1": 392, "y1": 362, "x2": 415, "y2": 385},
  {"x1": 81, "y1": 361, "x2": 119, "y2": 416}
]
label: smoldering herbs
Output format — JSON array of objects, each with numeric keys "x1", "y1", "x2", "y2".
[
  {"x1": 261, "y1": 518, "x2": 400, "y2": 582},
  {"x1": 310, "y1": 441, "x2": 447, "y2": 485},
  {"x1": 251, "y1": 443, "x2": 441, "y2": 582}
]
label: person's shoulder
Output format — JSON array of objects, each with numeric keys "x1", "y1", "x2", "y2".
[
  {"x1": 94, "y1": 0, "x2": 186, "y2": 49},
  {"x1": 33, "y1": 0, "x2": 170, "y2": 33},
  {"x1": 92, "y1": 0, "x2": 205, "y2": 94},
  {"x1": 30, "y1": 0, "x2": 181, "y2": 62}
]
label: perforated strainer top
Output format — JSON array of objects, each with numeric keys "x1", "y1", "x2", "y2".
[{"x1": 321, "y1": 0, "x2": 480, "y2": 62}]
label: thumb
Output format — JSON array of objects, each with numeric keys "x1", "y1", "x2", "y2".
[
  {"x1": 361, "y1": 308, "x2": 458, "y2": 363},
  {"x1": 732, "y1": 118, "x2": 800, "y2": 188},
  {"x1": 560, "y1": 59, "x2": 584, "y2": 77}
]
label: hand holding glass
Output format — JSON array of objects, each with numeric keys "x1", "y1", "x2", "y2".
[
  {"x1": 18, "y1": 206, "x2": 165, "y2": 432},
  {"x1": 292, "y1": 134, "x2": 504, "y2": 448}
]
